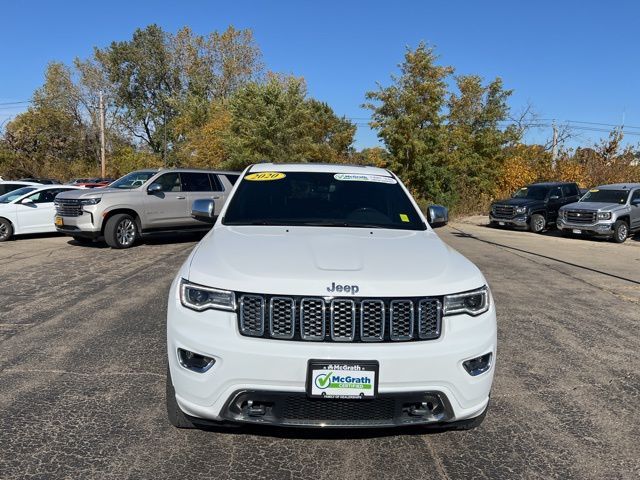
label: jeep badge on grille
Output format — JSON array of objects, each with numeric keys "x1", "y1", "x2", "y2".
[{"x1": 326, "y1": 282, "x2": 360, "y2": 294}]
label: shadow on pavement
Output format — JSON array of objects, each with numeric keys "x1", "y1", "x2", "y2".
[{"x1": 66, "y1": 231, "x2": 208, "y2": 248}]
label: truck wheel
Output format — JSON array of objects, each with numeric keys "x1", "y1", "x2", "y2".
[
  {"x1": 104, "y1": 214, "x2": 138, "y2": 249},
  {"x1": 529, "y1": 214, "x2": 546, "y2": 233},
  {"x1": 166, "y1": 366, "x2": 197, "y2": 429},
  {"x1": 0, "y1": 218, "x2": 13, "y2": 242},
  {"x1": 613, "y1": 220, "x2": 628, "y2": 243}
]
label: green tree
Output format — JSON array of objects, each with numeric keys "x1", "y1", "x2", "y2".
[
  {"x1": 223, "y1": 75, "x2": 355, "y2": 170},
  {"x1": 364, "y1": 43, "x2": 518, "y2": 210}
]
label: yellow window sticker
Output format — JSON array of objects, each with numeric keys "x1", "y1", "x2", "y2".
[
  {"x1": 399, "y1": 214, "x2": 410, "y2": 222},
  {"x1": 245, "y1": 172, "x2": 286, "y2": 181}
]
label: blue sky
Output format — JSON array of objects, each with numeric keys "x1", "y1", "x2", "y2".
[{"x1": 1, "y1": 0, "x2": 639, "y2": 149}]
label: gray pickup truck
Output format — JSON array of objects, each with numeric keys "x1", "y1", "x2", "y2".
[
  {"x1": 54, "y1": 168, "x2": 239, "y2": 248},
  {"x1": 557, "y1": 183, "x2": 640, "y2": 243}
]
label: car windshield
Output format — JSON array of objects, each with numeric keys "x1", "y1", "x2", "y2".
[
  {"x1": 109, "y1": 171, "x2": 156, "y2": 189},
  {"x1": 0, "y1": 187, "x2": 37, "y2": 203},
  {"x1": 223, "y1": 171, "x2": 426, "y2": 230},
  {"x1": 580, "y1": 189, "x2": 629, "y2": 204},
  {"x1": 512, "y1": 186, "x2": 549, "y2": 201}
]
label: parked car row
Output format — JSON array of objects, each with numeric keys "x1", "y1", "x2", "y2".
[{"x1": 490, "y1": 181, "x2": 640, "y2": 243}]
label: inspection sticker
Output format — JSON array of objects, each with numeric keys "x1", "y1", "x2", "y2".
[
  {"x1": 399, "y1": 213, "x2": 410, "y2": 222},
  {"x1": 245, "y1": 172, "x2": 286, "y2": 181},
  {"x1": 334, "y1": 173, "x2": 397, "y2": 184}
]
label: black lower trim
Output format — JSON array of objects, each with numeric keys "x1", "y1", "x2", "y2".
[
  {"x1": 220, "y1": 390, "x2": 454, "y2": 428},
  {"x1": 140, "y1": 225, "x2": 212, "y2": 237},
  {"x1": 56, "y1": 227, "x2": 101, "y2": 239}
]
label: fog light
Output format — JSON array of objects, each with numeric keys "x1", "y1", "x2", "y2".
[
  {"x1": 463, "y1": 353, "x2": 492, "y2": 376},
  {"x1": 178, "y1": 348, "x2": 215, "y2": 373}
]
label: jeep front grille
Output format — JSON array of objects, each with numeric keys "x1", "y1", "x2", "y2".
[
  {"x1": 492, "y1": 205, "x2": 515, "y2": 218},
  {"x1": 54, "y1": 198, "x2": 83, "y2": 217},
  {"x1": 565, "y1": 210, "x2": 597, "y2": 224},
  {"x1": 237, "y1": 294, "x2": 442, "y2": 342}
]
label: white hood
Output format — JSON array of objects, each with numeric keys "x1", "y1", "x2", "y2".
[{"x1": 186, "y1": 226, "x2": 486, "y2": 297}]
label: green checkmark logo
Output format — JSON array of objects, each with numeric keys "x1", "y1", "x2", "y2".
[{"x1": 315, "y1": 371, "x2": 333, "y2": 389}]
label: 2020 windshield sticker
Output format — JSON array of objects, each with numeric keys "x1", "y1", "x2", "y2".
[
  {"x1": 333, "y1": 173, "x2": 397, "y2": 184},
  {"x1": 245, "y1": 172, "x2": 286, "y2": 181}
]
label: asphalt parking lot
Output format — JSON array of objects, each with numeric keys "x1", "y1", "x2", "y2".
[{"x1": 1, "y1": 221, "x2": 639, "y2": 479}]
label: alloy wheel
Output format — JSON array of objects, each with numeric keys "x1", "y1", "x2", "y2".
[{"x1": 116, "y1": 219, "x2": 136, "y2": 247}]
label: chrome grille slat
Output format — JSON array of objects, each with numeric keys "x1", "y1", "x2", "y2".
[
  {"x1": 390, "y1": 300, "x2": 414, "y2": 341},
  {"x1": 239, "y1": 295, "x2": 264, "y2": 336},
  {"x1": 330, "y1": 299, "x2": 356, "y2": 341},
  {"x1": 360, "y1": 300, "x2": 384, "y2": 342},
  {"x1": 492, "y1": 205, "x2": 515, "y2": 218},
  {"x1": 565, "y1": 210, "x2": 597, "y2": 224},
  {"x1": 300, "y1": 298, "x2": 325, "y2": 341},
  {"x1": 54, "y1": 199, "x2": 83, "y2": 217},
  {"x1": 418, "y1": 299, "x2": 441, "y2": 339},
  {"x1": 269, "y1": 297, "x2": 295, "y2": 339},
  {"x1": 237, "y1": 295, "x2": 442, "y2": 343}
]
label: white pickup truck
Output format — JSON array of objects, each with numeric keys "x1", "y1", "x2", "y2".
[{"x1": 166, "y1": 163, "x2": 496, "y2": 429}]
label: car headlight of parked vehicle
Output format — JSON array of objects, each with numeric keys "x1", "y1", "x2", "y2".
[
  {"x1": 597, "y1": 212, "x2": 612, "y2": 220},
  {"x1": 515, "y1": 206, "x2": 527, "y2": 214},
  {"x1": 79, "y1": 198, "x2": 101, "y2": 205},
  {"x1": 180, "y1": 279, "x2": 236, "y2": 311},
  {"x1": 443, "y1": 286, "x2": 490, "y2": 316}
]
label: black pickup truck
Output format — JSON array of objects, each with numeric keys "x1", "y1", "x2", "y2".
[{"x1": 489, "y1": 182, "x2": 582, "y2": 233}]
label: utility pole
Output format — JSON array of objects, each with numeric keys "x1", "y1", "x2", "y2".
[
  {"x1": 99, "y1": 91, "x2": 106, "y2": 178},
  {"x1": 551, "y1": 121, "x2": 558, "y2": 168}
]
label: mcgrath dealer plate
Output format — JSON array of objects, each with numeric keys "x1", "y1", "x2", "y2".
[
  {"x1": 572, "y1": 229, "x2": 582, "y2": 234},
  {"x1": 55, "y1": 216, "x2": 64, "y2": 227},
  {"x1": 307, "y1": 360, "x2": 378, "y2": 399}
]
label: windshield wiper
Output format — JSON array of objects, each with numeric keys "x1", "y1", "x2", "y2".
[{"x1": 295, "y1": 221, "x2": 385, "y2": 228}]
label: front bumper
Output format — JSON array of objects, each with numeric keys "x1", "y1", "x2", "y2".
[
  {"x1": 490, "y1": 213, "x2": 528, "y2": 228},
  {"x1": 54, "y1": 208, "x2": 102, "y2": 237},
  {"x1": 556, "y1": 218, "x2": 614, "y2": 235},
  {"x1": 167, "y1": 277, "x2": 497, "y2": 427}
]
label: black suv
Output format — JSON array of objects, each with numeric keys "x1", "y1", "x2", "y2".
[{"x1": 490, "y1": 182, "x2": 581, "y2": 233}]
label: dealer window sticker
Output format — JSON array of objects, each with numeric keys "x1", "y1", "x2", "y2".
[
  {"x1": 334, "y1": 173, "x2": 397, "y2": 184},
  {"x1": 399, "y1": 213, "x2": 410, "y2": 222},
  {"x1": 245, "y1": 172, "x2": 286, "y2": 181}
]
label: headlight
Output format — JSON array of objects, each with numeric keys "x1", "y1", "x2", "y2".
[
  {"x1": 515, "y1": 206, "x2": 527, "y2": 214},
  {"x1": 597, "y1": 212, "x2": 612, "y2": 220},
  {"x1": 444, "y1": 286, "x2": 490, "y2": 316},
  {"x1": 80, "y1": 198, "x2": 101, "y2": 205},
  {"x1": 180, "y1": 279, "x2": 236, "y2": 311}
]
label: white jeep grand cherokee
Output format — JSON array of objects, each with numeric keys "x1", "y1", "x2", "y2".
[{"x1": 166, "y1": 163, "x2": 496, "y2": 429}]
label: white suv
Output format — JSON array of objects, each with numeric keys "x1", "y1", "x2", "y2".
[{"x1": 166, "y1": 164, "x2": 496, "y2": 429}]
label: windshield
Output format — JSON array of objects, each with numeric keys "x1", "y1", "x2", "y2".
[
  {"x1": 223, "y1": 171, "x2": 426, "y2": 230},
  {"x1": 512, "y1": 186, "x2": 549, "y2": 201},
  {"x1": 580, "y1": 189, "x2": 629, "y2": 204},
  {"x1": 0, "y1": 187, "x2": 37, "y2": 203},
  {"x1": 110, "y1": 171, "x2": 156, "y2": 189}
]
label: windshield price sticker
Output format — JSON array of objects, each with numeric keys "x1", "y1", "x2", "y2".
[
  {"x1": 245, "y1": 172, "x2": 286, "y2": 181},
  {"x1": 308, "y1": 361, "x2": 378, "y2": 399},
  {"x1": 334, "y1": 173, "x2": 397, "y2": 184}
]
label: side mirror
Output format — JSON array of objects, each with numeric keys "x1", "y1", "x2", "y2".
[
  {"x1": 427, "y1": 205, "x2": 448, "y2": 228},
  {"x1": 191, "y1": 199, "x2": 215, "y2": 223},
  {"x1": 21, "y1": 198, "x2": 34, "y2": 205},
  {"x1": 147, "y1": 183, "x2": 163, "y2": 194}
]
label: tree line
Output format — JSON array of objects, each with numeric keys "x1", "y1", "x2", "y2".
[{"x1": 1, "y1": 24, "x2": 638, "y2": 213}]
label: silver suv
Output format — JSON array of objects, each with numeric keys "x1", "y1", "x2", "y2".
[
  {"x1": 557, "y1": 183, "x2": 640, "y2": 243},
  {"x1": 54, "y1": 169, "x2": 239, "y2": 248}
]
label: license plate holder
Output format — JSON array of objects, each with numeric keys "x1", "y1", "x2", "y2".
[
  {"x1": 572, "y1": 229, "x2": 582, "y2": 234},
  {"x1": 306, "y1": 360, "x2": 378, "y2": 399},
  {"x1": 498, "y1": 221, "x2": 505, "y2": 226},
  {"x1": 55, "y1": 216, "x2": 64, "y2": 227}
]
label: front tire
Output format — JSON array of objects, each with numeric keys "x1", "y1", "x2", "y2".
[
  {"x1": 104, "y1": 214, "x2": 138, "y2": 249},
  {"x1": 0, "y1": 218, "x2": 13, "y2": 242},
  {"x1": 166, "y1": 366, "x2": 197, "y2": 429},
  {"x1": 613, "y1": 220, "x2": 629, "y2": 243},
  {"x1": 529, "y1": 214, "x2": 546, "y2": 233}
]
